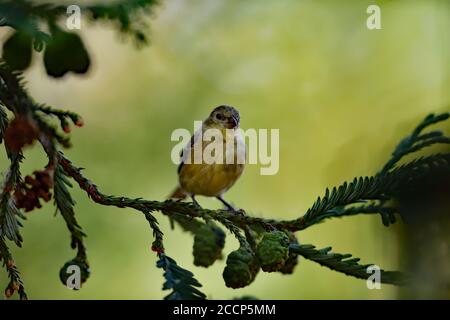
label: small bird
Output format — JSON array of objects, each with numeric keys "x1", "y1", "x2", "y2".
[{"x1": 169, "y1": 105, "x2": 245, "y2": 211}]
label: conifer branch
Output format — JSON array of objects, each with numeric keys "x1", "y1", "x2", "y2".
[
  {"x1": 0, "y1": 152, "x2": 25, "y2": 247},
  {"x1": 157, "y1": 254, "x2": 206, "y2": 300},
  {"x1": 289, "y1": 244, "x2": 407, "y2": 286},
  {"x1": 144, "y1": 211, "x2": 164, "y2": 253},
  {"x1": 0, "y1": 237, "x2": 27, "y2": 299},
  {"x1": 290, "y1": 113, "x2": 450, "y2": 231},
  {"x1": 381, "y1": 112, "x2": 450, "y2": 174},
  {"x1": 35, "y1": 105, "x2": 83, "y2": 134},
  {"x1": 0, "y1": 0, "x2": 160, "y2": 45},
  {"x1": 53, "y1": 164, "x2": 87, "y2": 261},
  {"x1": 214, "y1": 215, "x2": 250, "y2": 249},
  {"x1": 0, "y1": 103, "x2": 8, "y2": 143}
]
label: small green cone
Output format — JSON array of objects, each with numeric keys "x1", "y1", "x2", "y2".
[
  {"x1": 279, "y1": 232, "x2": 300, "y2": 274},
  {"x1": 193, "y1": 224, "x2": 226, "y2": 267},
  {"x1": 223, "y1": 247, "x2": 259, "y2": 289},
  {"x1": 59, "y1": 258, "x2": 90, "y2": 290},
  {"x1": 256, "y1": 231, "x2": 290, "y2": 272}
]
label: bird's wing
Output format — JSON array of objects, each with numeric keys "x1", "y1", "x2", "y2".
[{"x1": 178, "y1": 126, "x2": 202, "y2": 174}]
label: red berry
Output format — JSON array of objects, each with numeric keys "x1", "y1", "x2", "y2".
[{"x1": 75, "y1": 117, "x2": 84, "y2": 127}]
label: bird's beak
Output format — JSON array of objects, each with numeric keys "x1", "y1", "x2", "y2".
[{"x1": 227, "y1": 116, "x2": 238, "y2": 128}]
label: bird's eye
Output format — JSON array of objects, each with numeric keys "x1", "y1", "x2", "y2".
[{"x1": 215, "y1": 113, "x2": 225, "y2": 121}]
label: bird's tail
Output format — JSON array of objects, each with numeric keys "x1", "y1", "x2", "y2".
[{"x1": 168, "y1": 186, "x2": 187, "y2": 200}]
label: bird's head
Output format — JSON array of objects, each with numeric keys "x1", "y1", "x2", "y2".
[{"x1": 205, "y1": 105, "x2": 240, "y2": 129}]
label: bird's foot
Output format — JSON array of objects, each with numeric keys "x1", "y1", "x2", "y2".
[
  {"x1": 190, "y1": 195, "x2": 202, "y2": 208},
  {"x1": 216, "y1": 196, "x2": 244, "y2": 215},
  {"x1": 224, "y1": 206, "x2": 245, "y2": 216}
]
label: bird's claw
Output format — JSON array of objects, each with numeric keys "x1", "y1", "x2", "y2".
[
  {"x1": 225, "y1": 207, "x2": 245, "y2": 216},
  {"x1": 192, "y1": 201, "x2": 202, "y2": 209}
]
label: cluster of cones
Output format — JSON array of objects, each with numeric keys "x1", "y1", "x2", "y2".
[{"x1": 14, "y1": 170, "x2": 53, "y2": 212}]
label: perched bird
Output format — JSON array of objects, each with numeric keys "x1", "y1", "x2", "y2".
[{"x1": 170, "y1": 105, "x2": 245, "y2": 211}]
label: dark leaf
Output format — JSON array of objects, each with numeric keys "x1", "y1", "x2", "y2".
[
  {"x1": 44, "y1": 27, "x2": 90, "y2": 78},
  {"x1": 2, "y1": 31, "x2": 33, "y2": 71}
]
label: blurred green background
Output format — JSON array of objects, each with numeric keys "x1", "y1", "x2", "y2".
[{"x1": 0, "y1": 0, "x2": 449, "y2": 299}]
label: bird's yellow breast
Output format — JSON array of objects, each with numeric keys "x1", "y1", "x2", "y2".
[
  {"x1": 179, "y1": 162, "x2": 244, "y2": 197},
  {"x1": 178, "y1": 128, "x2": 245, "y2": 197}
]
